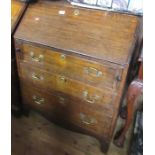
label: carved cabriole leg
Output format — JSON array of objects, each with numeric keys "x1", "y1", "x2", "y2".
[{"x1": 114, "y1": 79, "x2": 143, "y2": 147}]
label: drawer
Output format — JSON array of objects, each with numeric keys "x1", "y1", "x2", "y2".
[
  {"x1": 18, "y1": 43, "x2": 123, "y2": 90},
  {"x1": 18, "y1": 62, "x2": 116, "y2": 109},
  {"x1": 21, "y1": 84, "x2": 112, "y2": 137}
]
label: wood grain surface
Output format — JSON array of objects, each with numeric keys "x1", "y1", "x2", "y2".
[
  {"x1": 12, "y1": 111, "x2": 132, "y2": 155},
  {"x1": 14, "y1": 0, "x2": 141, "y2": 65},
  {"x1": 18, "y1": 42, "x2": 123, "y2": 90},
  {"x1": 13, "y1": 0, "x2": 142, "y2": 152},
  {"x1": 11, "y1": 0, "x2": 27, "y2": 33}
]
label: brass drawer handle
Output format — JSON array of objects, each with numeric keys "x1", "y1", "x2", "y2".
[
  {"x1": 32, "y1": 95, "x2": 44, "y2": 105},
  {"x1": 80, "y1": 113, "x2": 97, "y2": 125},
  {"x1": 60, "y1": 54, "x2": 66, "y2": 60},
  {"x1": 30, "y1": 52, "x2": 44, "y2": 62},
  {"x1": 116, "y1": 75, "x2": 122, "y2": 81},
  {"x1": 32, "y1": 73, "x2": 44, "y2": 80},
  {"x1": 58, "y1": 97, "x2": 66, "y2": 106},
  {"x1": 74, "y1": 9, "x2": 80, "y2": 16},
  {"x1": 84, "y1": 67, "x2": 102, "y2": 77},
  {"x1": 59, "y1": 75, "x2": 67, "y2": 82},
  {"x1": 83, "y1": 91, "x2": 100, "y2": 104}
]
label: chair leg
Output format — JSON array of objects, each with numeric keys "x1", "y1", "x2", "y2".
[{"x1": 114, "y1": 80, "x2": 143, "y2": 147}]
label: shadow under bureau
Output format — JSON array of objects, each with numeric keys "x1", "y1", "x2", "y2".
[{"x1": 13, "y1": 0, "x2": 142, "y2": 152}]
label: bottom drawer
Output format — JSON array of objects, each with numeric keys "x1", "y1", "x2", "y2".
[{"x1": 21, "y1": 84, "x2": 112, "y2": 137}]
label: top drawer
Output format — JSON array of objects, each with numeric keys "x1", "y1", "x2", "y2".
[
  {"x1": 14, "y1": 0, "x2": 141, "y2": 65},
  {"x1": 16, "y1": 42, "x2": 123, "y2": 90}
]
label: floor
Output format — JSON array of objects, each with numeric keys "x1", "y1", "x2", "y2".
[{"x1": 12, "y1": 111, "x2": 132, "y2": 155}]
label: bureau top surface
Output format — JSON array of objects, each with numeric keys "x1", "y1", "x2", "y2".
[
  {"x1": 14, "y1": 0, "x2": 141, "y2": 65},
  {"x1": 11, "y1": 0, "x2": 27, "y2": 33}
]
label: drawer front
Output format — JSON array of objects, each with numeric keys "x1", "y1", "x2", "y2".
[
  {"x1": 18, "y1": 62, "x2": 116, "y2": 110},
  {"x1": 21, "y1": 84, "x2": 112, "y2": 137},
  {"x1": 14, "y1": 1, "x2": 140, "y2": 64},
  {"x1": 18, "y1": 43, "x2": 123, "y2": 90}
]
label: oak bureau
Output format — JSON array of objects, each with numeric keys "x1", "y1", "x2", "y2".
[{"x1": 13, "y1": 0, "x2": 142, "y2": 152}]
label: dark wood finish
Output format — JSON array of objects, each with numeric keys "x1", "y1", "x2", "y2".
[
  {"x1": 14, "y1": 0, "x2": 142, "y2": 152},
  {"x1": 11, "y1": 58, "x2": 22, "y2": 116}
]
